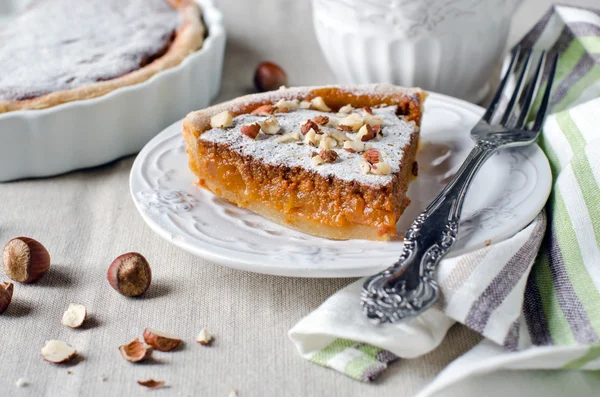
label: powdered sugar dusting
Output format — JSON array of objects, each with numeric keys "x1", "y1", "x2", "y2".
[
  {"x1": 201, "y1": 107, "x2": 417, "y2": 187},
  {"x1": 0, "y1": 0, "x2": 181, "y2": 101}
]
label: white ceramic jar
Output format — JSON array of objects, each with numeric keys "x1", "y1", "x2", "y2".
[{"x1": 311, "y1": 0, "x2": 521, "y2": 102}]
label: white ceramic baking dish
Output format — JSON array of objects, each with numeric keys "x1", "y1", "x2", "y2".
[{"x1": 0, "y1": 0, "x2": 225, "y2": 182}]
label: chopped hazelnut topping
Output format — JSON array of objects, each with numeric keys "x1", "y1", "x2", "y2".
[
  {"x1": 326, "y1": 117, "x2": 339, "y2": 128},
  {"x1": 338, "y1": 113, "x2": 364, "y2": 131},
  {"x1": 343, "y1": 141, "x2": 365, "y2": 153},
  {"x1": 251, "y1": 104, "x2": 275, "y2": 116},
  {"x1": 274, "y1": 99, "x2": 299, "y2": 112},
  {"x1": 240, "y1": 123, "x2": 261, "y2": 139},
  {"x1": 338, "y1": 104, "x2": 353, "y2": 114},
  {"x1": 362, "y1": 106, "x2": 373, "y2": 115},
  {"x1": 301, "y1": 120, "x2": 320, "y2": 135},
  {"x1": 319, "y1": 136, "x2": 337, "y2": 150},
  {"x1": 329, "y1": 130, "x2": 349, "y2": 144},
  {"x1": 356, "y1": 124, "x2": 376, "y2": 142},
  {"x1": 304, "y1": 128, "x2": 319, "y2": 146},
  {"x1": 363, "y1": 113, "x2": 384, "y2": 127},
  {"x1": 274, "y1": 132, "x2": 301, "y2": 143},
  {"x1": 362, "y1": 149, "x2": 380, "y2": 164},
  {"x1": 372, "y1": 125, "x2": 382, "y2": 136},
  {"x1": 359, "y1": 161, "x2": 371, "y2": 174},
  {"x1": 258, "y1": 116, "x2": 281, "y2": 135},
  {"x1": 311, "y1": 155, "x2": 324, "y2": 166},
  {"x1": 372, "y1": 162, "x2": 392, "y2": 175},
  {"x1": 299, "y1": 100, "x2": 311, "y2": 109},
  {"x1": 319, "y1": 149, "x2": 338, "y2": 163},
  {"x1": 313, "y1": 115, "x2": 329, "y2": 126},
  {"x1": 310, "y1": 96, "x2": 331, "y2": 112},
  {"x1": 210, "y1": 111, "x2": 233, "y2": 128}
]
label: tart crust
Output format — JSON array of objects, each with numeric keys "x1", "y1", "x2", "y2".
[
  {"x1": 0, "y1": 0, "x2": 205, "y2": 114},
  {"x1": 183, "y1": 85, "x2": 426, "y2": 241}
]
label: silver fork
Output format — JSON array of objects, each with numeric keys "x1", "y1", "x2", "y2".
[{"x1": 361, "y1": 47, "x2": 559, "y2": 324}]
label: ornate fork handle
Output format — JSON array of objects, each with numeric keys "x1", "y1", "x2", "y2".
[{"x1": 362, "y1": 142, "x2": 498, "y2": 323}]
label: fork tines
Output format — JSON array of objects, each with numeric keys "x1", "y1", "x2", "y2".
[{"x1": 484, "y1": 46, "x2": 559, "y2": 131}]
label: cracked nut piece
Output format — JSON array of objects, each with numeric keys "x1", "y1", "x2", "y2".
[
  {"x1": 2, "y1": 237, "x2": 51, "y2": 283},
  {"x1": 338, "y1": 104, "x2": 353, "y2": 115},
  {"x1": 343, "y1": 141, "x2": 365, "y2": 153},
  {"x1": 250, "y1": 104, "x2": 275, "y2": 116},
  {"x1": 363, "y1": 113, "x2": 383, "y2": 127},
  {"x1": 61, "y1": 303, "x2": 87, "y2": 328},
  {"x1": 258, "y1": 116, "x2": 281, "y2": 135},
  {"x1": 359, "y1": 161, "x2": 371, "y2": 174},
  {"x1": 301, "y1": 120, "x2": 320, "y2": 135},
  {"x1": 310, "y1": 96, "x2": 331, "y2": 112},
  {"x1": 210, "y1": 111, "x2": 233, "y2": 129},
  {"x1": 138, "y1": 379, "x2": 165, "y2": 390},
  {"x1": 356, "y1": 124, "x2": 376, "y2": 142},
  {"x1": 274, "y1": 132, "x2": 301, "y2": 143},
  {"x1": 119, "y1": 338, "x2": 153, "y2": 363},
  {"x1": 41, "y1": 340, "x2": 77, "y2": 363},
  {"x1": 329, "y1": 130, "x2": 348, "y2": 144},
  {"x1": 319, "y1": 149, "x2": 338, "y2": 163},
  {"x1": 319, "y1": 136, "x2": 337, "y2": 150},
  {"x1": 107, "y1": 252, "x2": 152, "y2": 297},
  {"x1": 254, "y1": 61, "x2": 288, "y2": 92},
  {"x1": 313, "y1": 115, "x2": 329, "y2": 126},
  {"x1": 241, "y1": 123, "x2": 261, "y2": 139},
  {"x1": 338, "y1": 113, "x2": 364, "y2": 131},
  {"x1": 196, "y1": 328, "x2": 213, "y2": 345},
  {"x1": 304, "y1": 128, "x2": 319, "y2": 146},
  {"x1": 274, "y1": 99, "x2": 299, "y2": 112},
  {"x1": 143, "y1": 328, "x2": 182, "y2": 352},
  {"x1": 0, "y1": 282, "x2": 14, "y2": 314},
  {"x1": 362, "y1": 149, "x2": 381, "y2": 164},
  {"x1": 311, "y1": 154, "x2": 324, "y2": 166},
  {"x1": 299, "y1": 100, "x2": 311, "y2": 109},
  {"x1": 371, "y1": 162, "x2": 392, "y2": 175}
]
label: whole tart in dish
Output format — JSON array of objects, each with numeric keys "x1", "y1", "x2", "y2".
[
  {"x1": 183, "y1": 85, "x2": 426, "y2": 241},
  {"x1": 0, "y1": 0, "x2": 205, "y2": 114}
]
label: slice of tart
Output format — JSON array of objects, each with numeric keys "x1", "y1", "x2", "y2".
[
  {"x1": 0, "y1": 0, "x2": 204, "y2": 113},
  {"x1": 182, "y1": 84, "x2": 426, "y2": 241}
]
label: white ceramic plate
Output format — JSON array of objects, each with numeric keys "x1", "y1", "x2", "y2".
[
  {"x1": 130, "y1": 92, "x2": 551, "y2": 278},
  {"x1": 0, "y1": 0, "x2": 225, "y2": 182}
]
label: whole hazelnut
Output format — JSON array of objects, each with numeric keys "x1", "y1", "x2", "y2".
[
  {"x1": 107, "y1": 252, "x2": 152, "y2": 297},
  {"x1": 0, "y1": 282, "x2": 14, "y2": 314},
  {"x1": 253, "y1": 61, "x2": 288, "y2": 92},
  {"x1": 2, "y1": 237, "x2": 51, "y2": 283}
]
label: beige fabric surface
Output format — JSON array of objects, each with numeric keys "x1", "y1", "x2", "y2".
[
  {"x1": 0, "y1": 0, "x2": 597, "y2": 395},
  {"x1": 0, "y1": 160, "x2": 480, "y2": 396}
]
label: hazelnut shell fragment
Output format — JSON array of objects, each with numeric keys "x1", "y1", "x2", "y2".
[
  {"x1": 138, "y1": 379, "x2": 165, "y2": 390},
  {"x1": 2, "y1": 237, "x2": 51, "y2": 283},
  {"x1": 107, "y1": 252, "x2": 152, "y2": 297},
  {"x1": 119, "y1": 338, "x2": 153, "y2": 363},
  {"x1": 143, "y1": 328, "x2": 182, "y2": 352}
]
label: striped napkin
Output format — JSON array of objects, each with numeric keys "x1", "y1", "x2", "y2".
[{"x1": 289, "y1": 5, "x2": 600, "y2": 392}]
